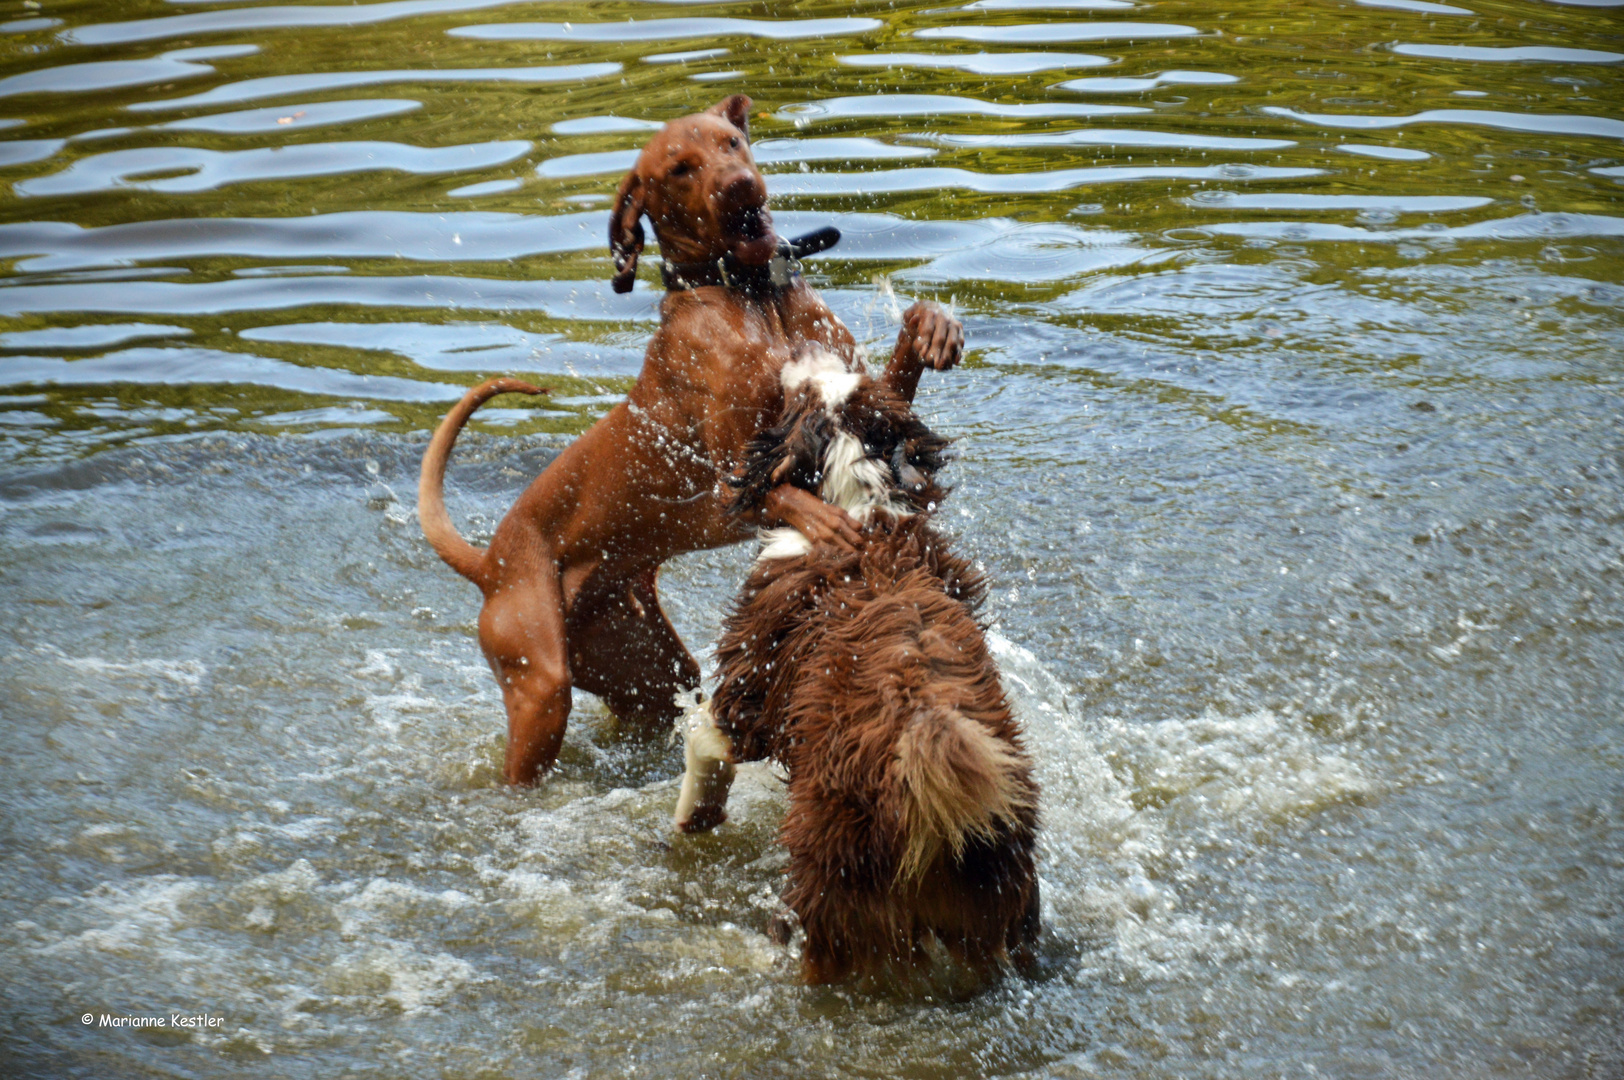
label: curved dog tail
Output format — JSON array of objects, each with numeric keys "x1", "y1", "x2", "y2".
[
  {"x1": 892, "y1": 706, "x2": 1036, "y2": 883},
  {"x1": 418, "y1": 377, "x2": 547, "y2": 586}
]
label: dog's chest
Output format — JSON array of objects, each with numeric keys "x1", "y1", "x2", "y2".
[
  {"x1": 781, "y1": 293, "x2": 851, "y2": 355},
  {"x1": 742, "y1": 294, "x2": 853, "y2": 376}
]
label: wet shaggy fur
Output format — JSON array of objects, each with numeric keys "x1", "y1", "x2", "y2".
[
  {"x1": 712, "y1": 373, "x2": 1040, "y2": 985},
  {"x1": 729, "y1": 375, "x2": 952, "y2": 522}
]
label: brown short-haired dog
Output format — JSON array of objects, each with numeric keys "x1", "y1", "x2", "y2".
[
  {"x1": 418, "y1": 96, "x2": 963, "y2": 783},
  {"x1": 675, "y1": 348, "x2": 1040, "y2": 986}
]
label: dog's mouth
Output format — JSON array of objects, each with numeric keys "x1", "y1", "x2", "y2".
[{"x1": 729, "y1": 204, "x2": 777, "y2": 266}]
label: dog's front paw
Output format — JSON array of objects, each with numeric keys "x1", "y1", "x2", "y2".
[{"x1": 903, "y1": 301, "x2": 964, "y2": 372}]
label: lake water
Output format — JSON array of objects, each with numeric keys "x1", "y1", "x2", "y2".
[{"x1": 2, "y1": 1, "x2": 1621, "y2": 1077}]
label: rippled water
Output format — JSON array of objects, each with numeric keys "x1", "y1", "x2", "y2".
[{"x1": 3, "y1": 1, "x2": 1622, "y2": 1077}]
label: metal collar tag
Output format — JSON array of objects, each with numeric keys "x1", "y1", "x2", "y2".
[{"x1": 768, "y1": 253, "x2": 796, "y2": 288}]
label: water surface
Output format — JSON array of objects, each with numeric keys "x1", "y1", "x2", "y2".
[{"x1": 2, "y1": 1, "x2": 1621, "y2": 1077}]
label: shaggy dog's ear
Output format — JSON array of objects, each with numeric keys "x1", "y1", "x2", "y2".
[
  {"x1": 707, "y1": 94, "x2": 752, "y2": 143},
  {"x1": 727, "y1": 385, "x2": 831, "y2": 518},
  {"x1": 609, "y1": 169, "x2": 645, "y2": 294},
  {"x1": 847, "y1": 382, "x2": 954, "y2": 513}
]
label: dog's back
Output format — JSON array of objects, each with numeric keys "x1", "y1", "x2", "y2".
[{"x1": 711, "y1": 348, "x2": 1039, "y2": 984}]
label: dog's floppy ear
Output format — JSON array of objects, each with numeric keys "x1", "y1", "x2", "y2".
[
  {"x1": 726, "y1": 385, "x2": 830, "y2": 518},
  {"x1": 707, "y1": 94, "x2": 752, "y2": 144},
  {"x1": 609, "y1": 169, "x2": 646, "y2": 294},
  {"x1": 847, "y1": 381, "x2": 954, "y2": 513}
]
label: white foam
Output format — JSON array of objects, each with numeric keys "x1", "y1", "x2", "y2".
[
  {"x1": 987, "y1": 631, "x2": 1375, "y2": 980},
  {"x1": 269, "y1": 815, "x2": 332, "y2": 840},
  {"x1": 325, "y1": 944, "x2": 478, "y2": 1014},
  {"x1": 353, "y1": 648, "x2": 401, "y2": 679},
  {"x1": 37, "y1": 876, "x2": 206, "y2": 958},
  {"x1": 44, "y1": 645, "x2": 206, "y2": 689},
  {"x1": 362, "y1": 673, "x2": 439, "y2": 734},
  {"x1": 235, "y1": 858, "x2": 323, "y2": 931},
  {"x1": 1104, "y1": 710, "x2": 1373, "y2": 822},
  {"x1": 336, "y1": 878, "x2": 475, "y2": 938}
]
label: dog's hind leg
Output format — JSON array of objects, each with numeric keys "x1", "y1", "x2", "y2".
[
  {"x1": 570, "y1": 566, "x2": 700, "y2": 732},
  {"x1": 1009, "y1": 877, "x2": 1042, "y2": 974},
  {"x1": 479, "y1": 570, "x2": 572, "y2": 785},
  {"x1": 673, "y1": 694, "x2": 736, "y2": 833}
]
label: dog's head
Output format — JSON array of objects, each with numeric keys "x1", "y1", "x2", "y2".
[
  {"x1": 609, "y1": 94, "x2": 775, "y2": 294},
  {"x1": 729, "y1": 347, "x2": 952, "y2": 521}
]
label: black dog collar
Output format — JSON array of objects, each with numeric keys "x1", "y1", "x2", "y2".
[{"x1": 661, "y1": 226, "x2": 841, "y2": 297}]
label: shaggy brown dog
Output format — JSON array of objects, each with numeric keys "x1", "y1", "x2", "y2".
[
  {"x1": 418, "y1": 95, "x2": 963, "y2": 783},
  {"x1": 675, "y1": 348, "x2": 1040, "y2": 986}
]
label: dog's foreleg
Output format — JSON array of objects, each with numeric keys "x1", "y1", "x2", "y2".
[{"x1": 673, "y1": 692, "x2": 736, "y2": 833}]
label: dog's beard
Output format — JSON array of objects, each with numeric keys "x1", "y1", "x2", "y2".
[{"x1": 730, "y1": 205, "x2": 777, "y2": 266}]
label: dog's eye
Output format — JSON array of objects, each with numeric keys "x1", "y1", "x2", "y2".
[
  {"x1": 670, "y1": 162, "x2": 690, "y2": 177},
  {"x1": 729, "y1": 137, "x2": 740, "y2": 150}
]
